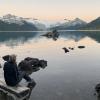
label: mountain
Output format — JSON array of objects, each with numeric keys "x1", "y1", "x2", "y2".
[
  {"x1": 80, "y1": 17, "x2": 100, "y2": 29},
  {"x1": 0, "y1": 14, "x2": 100, "y2": 31},
  {"x1": 48, "y1": 20, "x2": 68, "y2": 28},
  {"x1": 25, "y1": 18, "x2": 46, "y2": 30},
  {"x1": 50, "y1": 18, "x2": 87, "y2": 30},
  {"x1": 0, "y1": 14, "x2": 46, "y2": 31}
]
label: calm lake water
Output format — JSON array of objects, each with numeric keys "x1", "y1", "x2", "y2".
[{"x1": 0, "y1": 31, "x2": 100, "y2": 100}]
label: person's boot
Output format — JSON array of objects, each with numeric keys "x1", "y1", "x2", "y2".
[{"x1": 27, "y1": 79, "x2": 36, "y2": 89}]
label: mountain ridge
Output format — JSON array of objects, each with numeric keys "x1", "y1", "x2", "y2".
[
  {"x1": 0, "y1": 14, "x2": 100, "y2": 31},
  {"x1": 50, "y1": 18, "x2": 87, "y2": 30},
  {"x1": 80, "y1": 17, "x2": 100, "y2": 29},
  {"x1": 0, "y1": 14, "x2": 46, "y2": 31}
]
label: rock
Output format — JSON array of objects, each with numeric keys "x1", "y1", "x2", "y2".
[
  {"x1": 18, "y1": 60, "x2": 34, "y2": 75},
  {"x1": 68, "y1": 47, "x2": 74, "y2": 50},
  {"x1": 42, "y1": 32, "x2": 53, "y2": 38},
  {"x1": 0, "y1": 78, "x2": 30, "y2": 100},
  {"x1": 78, "y1": 46, "x2": 85, "y2": 49},
  {"x1": 41, "y1": 30, "x2": 59, "y2": 40},
  {"x1": 18, "y1": 57, "x2": 47, "y2": 75},
  {"x1": 62, "y1": 47, "x2": 69, "y2": 53},
  {"x1": 95, "y1": 83, "x2": 100, "y2": 97}
]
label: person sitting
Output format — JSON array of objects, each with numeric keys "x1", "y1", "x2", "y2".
[{"x1": 3, "y1": 54, "x2": 36, "y2": 87}]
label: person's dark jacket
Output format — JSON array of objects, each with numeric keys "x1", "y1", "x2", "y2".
[{"x1": 3, "y1": 61, "x2": 19, "y2": 86}]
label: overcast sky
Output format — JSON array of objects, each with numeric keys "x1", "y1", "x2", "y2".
[{"x1": 0, "y1": 0, "x2": 100, "y2": 21}]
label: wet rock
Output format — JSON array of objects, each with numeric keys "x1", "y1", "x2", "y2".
[
  {"x1": 62, "y1": 47, "x2": 69, "y2": 53},
  {"x1": 95, "y1": 83, "x2": 100, "y2": 96},
  {"x1": 78, "y1": 46, "x2": 85, "y2": 49},
  {"x1": 41, "y1": 30, "x2": 59, "y2": 40},
  {"x1": 0, "y1": 78, "x2": 30, "y2": 100},
  {"x1": 18, "y1": 57, "x2": 47, "y2": 75},
  {"x1": 26, "y1": 79, "x2": 36, "y2": 99},
  {"x1": 68, "y1": 47, "x2": 74, "y2": 50},
  {"x1": 42, "y1": 32, "x2": 53, "y2": 38},
  {"x1": 24, "y1": 57, "x2": 47, "y2": 69}
]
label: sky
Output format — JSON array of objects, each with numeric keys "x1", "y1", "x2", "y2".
[{"x1": 0, "y1": 0, "x2": 100, "y2": 22}]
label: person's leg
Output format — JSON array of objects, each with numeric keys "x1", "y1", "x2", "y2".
[
  {"x1": 26, "y1": 79, "x2": 36, "y2": 99},
  {"x1": 23, "y1": 73, "x2": 32, "y2": 82},
  {"x1": 18, "y1": 71, "x2": 36, "y2": 100},
  {"x1": 18, "y1": 71, "x2": 32, "y2": 82}
]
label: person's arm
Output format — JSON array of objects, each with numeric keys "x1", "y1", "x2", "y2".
[
  {"x1": 12, "y1": 63, "x2": 19, "y2": 80},
  {"x1": 3, "y1": 62, "x2": 7, "y2": 71}
]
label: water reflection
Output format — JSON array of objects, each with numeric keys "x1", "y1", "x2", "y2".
[
  {"x1": 0, "y1": 31, "x2": 100, "y2": 47},
  {"x1": 60, "y1": 31, "x2": 100, "y2": 43},
  {"x1": 0, "y1": 31, "x2": 100, "y2": 100},
  {"x1": 0, "y1": 32, "x2": 39, "y2": 47}
]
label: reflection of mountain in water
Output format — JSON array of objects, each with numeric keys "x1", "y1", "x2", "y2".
[
  {"x1": 0, "y1": 32, "x2": 38, "y2": 47},
  {"x1": 60, "y1": 31, "x2": 86, "y2": 42},
  {"x1": 86, "y1": 32, "x2": 100, "y2": 43},
  {"x1": 0, "y1": 31, "x2": 100, "y2": 47},
  {"x1": 60, "y1": 31, "x2": 100, "y2": 43}
]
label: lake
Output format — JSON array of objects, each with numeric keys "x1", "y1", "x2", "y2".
[{"x1": 0, "y1": 31, "x2": 100, "y2": 100}]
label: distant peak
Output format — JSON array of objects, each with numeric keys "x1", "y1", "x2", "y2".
[
  {"x1": 64, "y1": 18, "x2": 71, "y2": 22},
  {"x1": 74, "y1": 18, "x2": 82, "y2": 21},
  {"x1": 3, "y1": 14, "x2": 16, "y2": 18},
  {"x1": 73, "y1": 18, "x2": 87, "y2": 24},
  {"x1": 97, "y1": 16, "x2": 100, "y2": 19}
]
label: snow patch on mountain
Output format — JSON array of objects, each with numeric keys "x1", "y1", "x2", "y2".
[
  {"x1": 0, "y1": 14, "x2": 25, "y2": 25},
  {"x1": 25, "y1": 19, "x2": 46, "y2": 30},
  {"x1": 70, "y1": 18, "x2": 87, "y2": 26}
]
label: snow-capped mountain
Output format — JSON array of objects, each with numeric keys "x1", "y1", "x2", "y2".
[
  {"x1": 24, "y1": 18, "x2": 46, "y2": 30},
  {"x1": 0, "y1": 14, "x2": 39, "y2": 31},
  {"x1": 50, "y1": 18, "x2": 87, "y2": 30},
  {"x1": 0, "y1": 14, "x2": 25, "y2": 25},
  {"x1": 49, "y1": 20, "x2": 69, "y2": 28},
  {"x1": 1, "y1": 14, "x2": 100, "y2": 30},
  {"x1": 0, "y1": 14, "x2": 46, "y2": 30},
  {"x1": 69, "y1": 18, "x2": 87, "y2": 26}
]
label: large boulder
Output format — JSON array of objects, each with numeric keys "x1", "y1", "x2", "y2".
[{"x1": 18, "y1": 57, "x2": 47, "y2": 75}]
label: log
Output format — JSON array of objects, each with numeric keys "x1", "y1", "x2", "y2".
[{"x1": 0, "y1": 78, "x2": 30, "y2": 100}]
